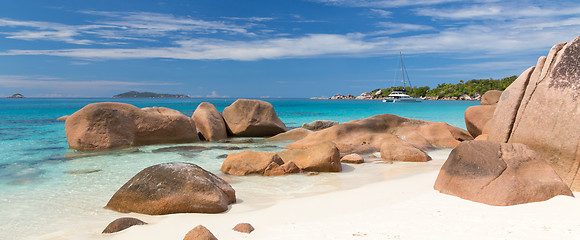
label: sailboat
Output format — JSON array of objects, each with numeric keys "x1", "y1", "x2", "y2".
[{"x1": 383, "y1": 52, "x2": 421, "y2": 103}]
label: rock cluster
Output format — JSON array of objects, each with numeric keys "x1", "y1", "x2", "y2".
[
  {"x1": 66, "y1": 99, "x2": 288, "y2": 150},
  {"x1": 464, "y1": 90, "x2": 503, "y2": 139},
  {"x1": 436, "y1": 36, "x2": 580, "y2": 206},
  {"x1": 223, "y1": 114, "x2": 472, "y2": 176}
]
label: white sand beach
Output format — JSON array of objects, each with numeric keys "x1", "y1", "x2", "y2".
[{"x1": 87, "y1": 150, "x2": 580, "y2": 240}]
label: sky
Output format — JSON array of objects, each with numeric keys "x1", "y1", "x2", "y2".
[{"x1": 1, "y1": 0, "x2": 580, "y2": 98}]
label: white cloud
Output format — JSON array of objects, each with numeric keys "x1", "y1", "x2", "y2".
[
  {"x1": 312, "y1": 0, "x2": 460, "y2": 8},
  {"x1": 0, "y1": 75, "x2": 175, "y2": 88},
  {"x1": 369, "y1": 9, "x2": 392, "y2": 18},
  {"x1": 1, "y1": 34, "x2": 375, "y2": 60},
  {"x1": 372, "y1": 22, "x2": 434, "y2": 35},
  {"x1": 0, "y1": 11, "x2": 256, "y2": 45},
  {"x1": 416, "y1": 4, "x2": 580, "y2": 20}
]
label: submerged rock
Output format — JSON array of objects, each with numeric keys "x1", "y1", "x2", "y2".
[
  {"x1": 301, "y1": 120, "x2": 339, "y2": 131},
  {"x1": 106, "y1": 162, "x2": 235, "y2": 215}
]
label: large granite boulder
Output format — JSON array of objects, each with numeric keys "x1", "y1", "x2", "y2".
[
  {"x1": 302, "y1": 120, "x2": 339, "y2": 131},
  {"x1": 66, "y1": 103, "x2": 199, "y2": 150},
  {"x1": 480, "y1": 90, "x2": 503, "y2": 105},
  {"x1": 106, "y1": 162, "x2": 235, "y2": 215},
  {"x1": 220, "y1": 151, "x2": 284, "y2": 176},
  {"x1": 277, "y1": 141, "x2": 342, "y2": 172},
  {"x1": 265, "y1": 128, "x2": 312, "y2": 141},
  {"x1": 487, "y1": 36, "x2": 580, "y2": 191},
  {"x1": 380, "y1": 137, "x2": 432, "y2": 162},
  {"x1": 222, "y1": 99, "x2": 287, "y2": 137},
  {"x1": 192, "y1": 102, "x2": 227, "y2": 141},
  {"x1": 287, "y1": 114, "x2": 472, "y2": 154},
  {"x1": 464, "y1": 105, "x2": 496, "y2": 138},
  {"x1": 434, "y1": 141, "x2": 572, "y2": 206}
]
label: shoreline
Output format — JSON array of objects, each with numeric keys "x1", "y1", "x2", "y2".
[{"x1": 100, "y1": 148, "x2": 580, "y2": 240}]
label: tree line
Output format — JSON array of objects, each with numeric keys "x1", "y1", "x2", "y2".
[{"x1": 371, "y1": 75, "x2": 518, "y2": 98}]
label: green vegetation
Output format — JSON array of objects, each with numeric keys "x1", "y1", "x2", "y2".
[
  {"x1": 113, "y1": 91, "x2": 190, "y2": 98},
  {"x1": 7, "y1": 93, "x2": 25, "y2": 98},
  {"x1": 370, "y1": 75, "x2": 517, "y2": 99}
]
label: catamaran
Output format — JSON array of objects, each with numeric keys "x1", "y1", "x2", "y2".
[{"x1": 383, "y1": 52, "x2": 421, "y2": 103}]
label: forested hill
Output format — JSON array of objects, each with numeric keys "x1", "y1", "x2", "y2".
[{"x1": 345, "y1": 75, "x2": 517, "y2": 100}]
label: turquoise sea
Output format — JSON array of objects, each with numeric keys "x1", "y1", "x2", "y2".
[{"x1": 0, "y1": 98, "x2": 478, "y2": 240}]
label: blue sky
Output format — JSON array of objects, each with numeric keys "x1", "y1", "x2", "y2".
[{"x1": 1, "y1": 0, "x2": 579, "y2": 97}]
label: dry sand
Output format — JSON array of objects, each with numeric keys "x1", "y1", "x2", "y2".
[{"x1": 91, "y1": 152, "x2": 580, "y2": 240}]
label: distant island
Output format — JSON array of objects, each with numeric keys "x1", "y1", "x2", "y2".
[
  {"x1": 7, "y1": 93, "x2": 25, "y2": 98},
  {"x1": 113, "y1": 91, "x2": 190, "y2": 98},
  {"x1": 316, "y1": 75, "x2": 517, "y2": 100}
]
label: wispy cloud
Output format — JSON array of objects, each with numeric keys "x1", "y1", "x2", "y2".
[
  {"x1": 369, "y1": 9, "x2": 392, "y2": 18},
  {"x1": 372, "y1": 22, "x2": 434, "y2": 35},
  {"x1": 311, "y1": 0, "x2": 460, "y2": 8},
  {"x1": 416, "y1": 4, "x2": 580, "y2": 20},
  {"x1": 1, "y1": 34, "x2": 374, "y2": 60},
  {"x1": 0, "y1": 11, "x2": 257, "y2": 45},
  {"x1": 0, "y1": 75, "x2": 175, "y2": 88}
]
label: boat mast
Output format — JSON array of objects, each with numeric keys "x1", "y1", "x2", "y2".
[
  {"x1": 399, "y1": 52, "x2": 413, "y2": 89},
  {"x1": 400, "y1": 52, "x2": 406, "y2": 89}
]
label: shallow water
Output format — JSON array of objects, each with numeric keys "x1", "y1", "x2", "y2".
[{"x1": 0, "y1": 98, "x2": 477, "y2": 240}]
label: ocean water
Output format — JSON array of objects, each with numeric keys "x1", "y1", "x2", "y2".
[{"x1": 0, "y1": 98, "x2": 478, "y2": 240}]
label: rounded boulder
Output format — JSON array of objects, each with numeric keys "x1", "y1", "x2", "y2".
[
  {"x1": 106, "y1": 162, "x2": 236, "y2": 215},
  {"x1": 222, "y1": 99, "x2": 287, "y2": 137}
]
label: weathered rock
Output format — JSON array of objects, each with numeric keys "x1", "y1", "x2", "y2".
[
  {"x1": 192, "y1": 102, "x2": 227, "y2": 142},
  {"x1": 263, "y1": 161, "x2": 301, "y2": 176},
  {"x1": 106, "y1": 162, "x2": 235, "y2": 215},
  {"x1": 56, "y1": 115, "x2": 69, "y2": 121},
  {"x1": 277, "y1": 141, "x2": 342, "y2": 172},
  {"x1": 340, "y1": 153, "x2": 365, "y2": 164},
  {"x1": 487, "y1": 67, "x2": 535, "y2": 143},
  {"x1": 481, "y1": 90, "x2": 503, "y2": 105},
  {"x1": 102, "y1": 217, "x2": 147, "y2": 234},
  {"x1": 222, "y1": 99, "x2": 287, "y2": 137},
  {"x1": 487, "y1": 36, "x2": 580, "y2": 191},
  {"x1": 434, "y1": 141, "x2": 573, "y2": 206},
  {"x1": 288, "y1": 114, "x2": 472, "y2": 154},
  {"x1": 265, "y1": 128, "x2": 312, "y2": 141},
  {"x1": 301, "y1": 120, "x2": 339, "y2": 131},
  {"x1": 233, "y1": 223, "x2": 255, "y2": 234},
  {"x1": 220, "y1": 151, "x2": 284, "y2": 176},
  {"x1": 464, "y1": 105, "x2": 496, "y2": 138},
  {"x1": 380, "y1": 137, "x2": 431, "y2": 162},
  {"x1": 183, "y1": 225, "x2": 218, "y2": 240},
  {"x1": 66, "y1": 103, "x2": 199, "y2": 150}
]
